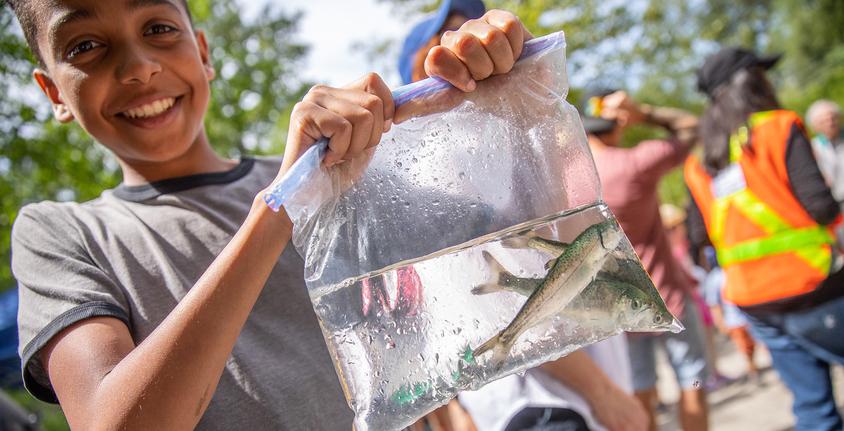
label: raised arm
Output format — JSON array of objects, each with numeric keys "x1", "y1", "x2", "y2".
[{"x1": 42, "y1": 73, "x2": 396, "y2": 430}]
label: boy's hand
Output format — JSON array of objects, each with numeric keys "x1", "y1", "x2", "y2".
[
  {"x1": 424, "y1": 10, "x2": 532, "y2": 92},
  {"x1": 281, "y1": 73, "x2": 394, "y2": 173}
]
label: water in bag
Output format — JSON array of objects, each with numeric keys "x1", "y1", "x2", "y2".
[
  {"x1": 315, "y1": 204, "x2": 680, "y2": 430},
  {"x1": 266, "y1": 32, "x2": 681, "y2": 431}
]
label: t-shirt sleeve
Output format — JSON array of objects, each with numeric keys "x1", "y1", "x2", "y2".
[
  {"x1": 631, "y1": 139, "x2": 692, "y2": 186},
  {"x1": 11, "y1": 203, "x2": 130, "y2": 403}
]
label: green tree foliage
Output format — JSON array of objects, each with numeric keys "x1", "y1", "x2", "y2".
[
  {"x1": 0, "y1": 1, "x2": 309, "y2": 292},
  {"x1": 381, "y1": 0, "x2": 844, "y2": 205}
]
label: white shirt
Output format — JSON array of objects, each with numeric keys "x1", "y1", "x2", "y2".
[
  {"x1": 458, "y1": 335, "x2": 632, "y2": 431},
  {"x1": 811, "y1": 134, "x2": 844, "y2": 203}
]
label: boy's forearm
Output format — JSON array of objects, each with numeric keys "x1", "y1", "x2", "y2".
[
  {"x1": 92, "y1": 196, "x2": 293, "y2": 429},
  {"x1": 640, "y1": 104, "x2": 699, "y2": 146}
]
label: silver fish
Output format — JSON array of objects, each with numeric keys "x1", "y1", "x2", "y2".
[
  {"x1": 474, "y1": 252, "x2": 676, "y2": 332},
  {"x1": 503, "y1": 232, "x2": 663, "y2": 306},
  {"x1": 473, "y1": 220, "x2": 624, "y2": 361}
]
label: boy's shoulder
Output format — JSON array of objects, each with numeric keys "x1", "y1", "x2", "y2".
[{"x1": 12, "y1": 155, "x2": 284, "y2": 242}]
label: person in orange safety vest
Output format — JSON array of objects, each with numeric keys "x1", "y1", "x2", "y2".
[{"x1": 686, "y1": 47, "x2": 844, "y2": 431}]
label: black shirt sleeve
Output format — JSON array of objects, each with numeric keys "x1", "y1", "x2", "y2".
[
  {"x1": 685, "y1": 191, "x2": 710, "y2": 266},
  {"x1": 785, "y1": 123, "x2": 840, "y2": 225}
]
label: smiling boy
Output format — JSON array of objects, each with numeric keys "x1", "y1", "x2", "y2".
[{"x1": 5, "y1": 0, "x2": 531, "y2": 429}]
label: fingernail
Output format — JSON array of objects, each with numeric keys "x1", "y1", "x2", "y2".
[
  {"x1": 383, "y1": 120, "x2": 393, "y2": 132},
  {"x1": 466, "y1": 80, "x2": 476, "y2": 91}
]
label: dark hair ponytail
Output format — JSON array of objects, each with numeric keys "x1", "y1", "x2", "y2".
[{"x1": 699, "y1": 67, "x2": 781, "y2": 175}]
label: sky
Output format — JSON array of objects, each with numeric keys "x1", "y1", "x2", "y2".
[{"x1": 242, "y1": 0, "x2": 412, "y2": 88}]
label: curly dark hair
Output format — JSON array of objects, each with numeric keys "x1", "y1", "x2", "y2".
[{"x1": 4, "y1": 0, "x2": 193, "y2": 67}]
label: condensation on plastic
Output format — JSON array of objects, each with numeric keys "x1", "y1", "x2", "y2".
[{"x1": 263, "y1": 32, "x2": 680, "y2": 431}]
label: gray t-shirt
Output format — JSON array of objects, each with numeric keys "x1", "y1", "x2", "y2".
[{"x1": 11, "y1": 157, "x2": 353, "y2": 430}]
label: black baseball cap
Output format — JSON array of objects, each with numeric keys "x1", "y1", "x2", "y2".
[
  {"x1": 697, "y1": 47, "x2": 781, "y2": 98},
  {"x1": 579, "y1": 88, "x2": 618, "y2": 135}
]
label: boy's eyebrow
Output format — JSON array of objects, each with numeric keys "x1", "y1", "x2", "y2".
[
  {"x1": 48, "y1": 8, "x2": 93, "y2": 49},
  {"x1": 127, "y1": 0, "x2": 182, "y2": 14},
  {"x1": 48, "y1": 0, "x2": 182, "y2": 51}
]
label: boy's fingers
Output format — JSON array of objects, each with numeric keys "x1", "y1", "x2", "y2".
[
  {"x1": 322, "y1": 110, "x2": 354, "y2": 167},
  {"x1": 288, "y1": 101, "x2": 352, "y2": 167},
  {"x1": 424, "y1": 46, "x2": 475, "y2": 92},
  {"x1": 439, "y1": 30, "x2": 494, "y2": 81},
  {"x1": 483, "y1": 10, "x2": 530, "y2": 60},
  {"x1": 460, "y1": 20, "x2": 514, "y2": 75},
  {"x1": 348, "y1": 73, "x2": 395, "y2": 126},
  {"x1": 303, "y1": 86, "x2": 379, "y2": 157}
]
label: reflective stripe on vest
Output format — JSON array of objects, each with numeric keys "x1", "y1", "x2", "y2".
[{"x1": 712, "y1": 111, "x2": 834, "y2": 272}]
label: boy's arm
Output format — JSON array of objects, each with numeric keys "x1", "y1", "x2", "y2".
[
  {"x1": 42, "y1": 73, "x2": 396, "y2": 431},
  {"x1": 42, "y1": 200, "x2": 294, "y2": 430},
  {"x1": 540, "y1": 350, "x2": 648, "y2": 431},
  {"x1": 39, "y1": 11, "x2": 530, "y2": 430}
]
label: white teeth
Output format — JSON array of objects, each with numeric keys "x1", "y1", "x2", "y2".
[{"x1": 124, "y1": 97, "x2": 175, "y2": 119}]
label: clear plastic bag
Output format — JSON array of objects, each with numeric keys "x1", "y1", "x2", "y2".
[{"x1": 265, "y1": 32, "x2": 681, "y2": 431}]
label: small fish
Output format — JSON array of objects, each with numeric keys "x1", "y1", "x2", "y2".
[
  {"x1": 473, "y1": 220, "x2": 623, "y2": 362},
  {"x1": 501, "y1": 231, "x2": 662, "y2": 306},
  {"x1": 474, "y1": 253, "x2": 675, "y2": 332},
  {"x1": 565, "y1": 275, "x2": 676, "y2": 331}
]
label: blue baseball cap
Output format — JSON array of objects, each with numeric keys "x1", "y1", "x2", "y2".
[{"x1": 398, "y1": 0, "x2": 486, "y2": 85}]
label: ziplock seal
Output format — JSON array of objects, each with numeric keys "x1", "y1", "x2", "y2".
[{"x1": 263, "y1": 32, "x2": 567, "y2": 212}]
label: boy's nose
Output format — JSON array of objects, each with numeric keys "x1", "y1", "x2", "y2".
[{"x1": 115, "y1": 46, "x2": 162, "y2": 85}]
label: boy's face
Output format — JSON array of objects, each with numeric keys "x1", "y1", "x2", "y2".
[{"x1": 32, "y1": 0, "x2": 214, "y2": 165}]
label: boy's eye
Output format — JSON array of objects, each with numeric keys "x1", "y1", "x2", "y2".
[
  {"x1": 144, "y1": 24, "x2": 178, "y2": 36},
  {"x1": 67, "y1": 40, "x2": 103, "y2": 59}
]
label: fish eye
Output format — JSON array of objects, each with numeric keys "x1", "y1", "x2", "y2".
[
  {"x1": 654, "y1": 315, "x2": 663, "y2": 324},
  {"x1": 631, "y1": 299, "x2": 640, "y2": 310}
]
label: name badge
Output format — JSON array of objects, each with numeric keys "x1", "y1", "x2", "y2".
[{"x1": 711, "y1": 164, "x2": 746, "y2": 198}]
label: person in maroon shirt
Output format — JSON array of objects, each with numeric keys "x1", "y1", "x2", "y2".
[{"x1": 580, "y1": 89, "x2": 709, "y2": 431}]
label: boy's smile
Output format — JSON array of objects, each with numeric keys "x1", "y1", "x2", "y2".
[{"x1": 31, "y1": 0, "x2": 225, "y2": 182}]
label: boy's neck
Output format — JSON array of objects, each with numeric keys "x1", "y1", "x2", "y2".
[{"x1": 119, "y1": 131, "x2": 237, "y2": 186}]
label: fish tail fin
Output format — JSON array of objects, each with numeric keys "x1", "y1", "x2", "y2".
[
  {"x1": 471, "y1": 251, "x2": 509, "y2": 296},
  {"x1": 481, "y1": 250, "x2": 507, "y2": 274},
  {"x1": 471, "y1": 283, "x2": 505, "y2": 295},
  {"x1": 473, "y1": 333, "x2": 501, "y2": 359}
]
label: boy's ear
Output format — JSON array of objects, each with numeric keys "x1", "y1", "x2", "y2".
[
  {"x1": 33, "y1": 69, "x2": 74, "y2": 123},
  {"x1": 195, "y1": 30, "x2": 215, "y2": 81}
]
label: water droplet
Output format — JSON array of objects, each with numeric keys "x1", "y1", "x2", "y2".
[
  {"x1": 432, "y1": 200, "x2": 440, "y2": 206},
  {"x1": 412, "y1": 157, "x2": 419, "y2": 163}
]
